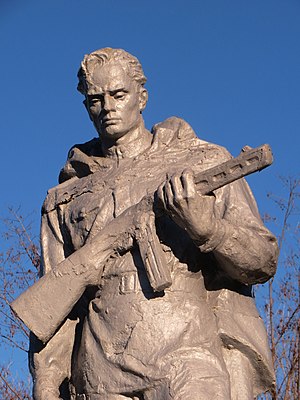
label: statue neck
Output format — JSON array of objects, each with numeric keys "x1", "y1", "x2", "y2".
[{"x1": 101, "y1": 121, "x2": 152, "y2": 160}]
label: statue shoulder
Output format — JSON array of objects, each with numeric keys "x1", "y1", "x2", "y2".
[
  {"x1": 42, "y1": 138, "x2": 104, "y2": 214},
  {"x1": 151, "y1": 116, "x2": 198, "y2": 146},
  {"x1": 58, "y1": 138, "x2": 103, "y2": 184},
  {"x1": 151, "y1": 116, "x2": 231, "y2": 164}
]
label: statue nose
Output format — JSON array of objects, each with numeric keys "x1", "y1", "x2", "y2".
[{"x1": 103, "y1": 95, "x2": 115, "y2": 111}]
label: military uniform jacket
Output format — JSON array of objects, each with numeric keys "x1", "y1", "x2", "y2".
[{"x1": 35, "y1": 117, "x2": 278, "y2": 397}]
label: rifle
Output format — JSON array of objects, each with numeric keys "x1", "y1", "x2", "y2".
[{"x1": 10, "y1": 144, "x2": 273, "y2": 343}]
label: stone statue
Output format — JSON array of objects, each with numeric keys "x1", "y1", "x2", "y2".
[{"x1": 25, "y1": 48, "x2": 278, "y2": 399}]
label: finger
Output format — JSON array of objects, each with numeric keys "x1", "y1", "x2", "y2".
[
  {"x1": 206, "y1": 193, "x2": 216, "y2": 210},
  {"x1": 157, "y1": 183, "x2": 166, "y2": 209},
  {"x1": 181, "y1": 169, "x2": 196, "y2": 198},
  {"x1": 170, "y1": 173, "x2": 184, "y2": 202},
  {"x1": 164, "y1": 179, "x2": 174, "y2": 208}
]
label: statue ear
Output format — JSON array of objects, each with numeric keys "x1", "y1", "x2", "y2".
[
  {"x1": 139, "y1": 88, "x2": 148, "y2": 112},
  {"x1": 83, "y1": 99, "x2": 93, "y2": 121}
]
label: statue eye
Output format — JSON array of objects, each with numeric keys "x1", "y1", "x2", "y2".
[
  {"x1": 89, "y1": 97, "x2": 102, "y2": 106},
  {"x1": 114, "y1": 93, "x2": 125, "y2": 100}
]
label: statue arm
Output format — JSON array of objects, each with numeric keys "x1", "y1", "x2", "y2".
[
  {"x1": 30, "y1": 210, "x2": 76, "y2": 400},
  {"x1": 199, "y1": 178, "x2": 278, "y2": 284},
  {"x1": 157, "y1": 169, "x2": 278, "y2": 285}
]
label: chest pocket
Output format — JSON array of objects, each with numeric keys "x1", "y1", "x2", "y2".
[{"x1": 65, "y1": 192, "x2": 104, "y2": 250}]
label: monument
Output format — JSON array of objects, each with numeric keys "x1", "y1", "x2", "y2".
[{"x1": 12, "y1": 48, "x2": 278, "y2": 399}]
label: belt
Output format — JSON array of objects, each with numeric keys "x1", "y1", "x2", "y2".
[
  {"x1": 76, "y1": 395, "x2": 130, "y2": 400},
  {"x1": 101, "y1": 270, "x2": 153, "y2": 295},
  {"x1": 100, "y1": 269, "x2": 206, "y2": 299}
]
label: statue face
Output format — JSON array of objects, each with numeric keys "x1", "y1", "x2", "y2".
[{"x1": 85, "y1": 62, "x2": 146, "y2": 140}]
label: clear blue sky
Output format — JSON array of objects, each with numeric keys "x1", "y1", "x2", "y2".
[
  {"x1": 0, "y1": 0, "x2": 299, "y2": 383},
  {"x1": 1, "y1": 0, "x2": 299, "y2": 228}
]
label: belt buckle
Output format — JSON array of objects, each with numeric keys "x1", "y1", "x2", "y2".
[{"x1": 119, "y1": 271, "x2": 138, "y2": 294}]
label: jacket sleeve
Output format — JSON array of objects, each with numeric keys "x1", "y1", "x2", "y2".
[
  {"x1": 199, "y1": 178, "x2": 278, "y2": 285},
  {"x1": 30, "y1": 208, "x2": 77, "y2": 400}
]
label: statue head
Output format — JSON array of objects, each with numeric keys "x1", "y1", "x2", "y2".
[
  {"x1": 77, "y1": 48, "x2": 148, "y2": 141},
  {"x1": 77, "y1": 48, "x2": 147, "y2": 95}
]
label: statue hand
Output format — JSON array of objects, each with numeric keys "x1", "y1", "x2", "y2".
[
  {"x1": 42, "y1": 395, "x2": 61, "y2": 400},
  {"x1": 157, "y1": 169, "x2": 217, "y2": 244},
  {"x1": 33, "y1": 388, "x2": 62, "y2": 400},
  {"x1": 33, "y1": 378, "x2": 63, "y2": 400}
]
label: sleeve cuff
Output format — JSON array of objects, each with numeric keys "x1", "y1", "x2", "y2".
[{"x1": 198, "y1": 220, "x2": 227, "y2": 253}]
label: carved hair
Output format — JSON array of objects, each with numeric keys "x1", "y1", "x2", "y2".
[{"x1": 77, "y1": 48, "x2": 147, "y2": 95}]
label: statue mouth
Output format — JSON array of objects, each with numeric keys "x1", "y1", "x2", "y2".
[{"x1": 102, "y1": 118, "x2": 120, "y2": 126}]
